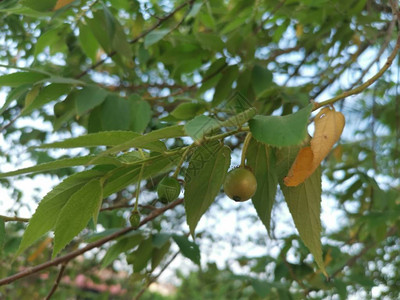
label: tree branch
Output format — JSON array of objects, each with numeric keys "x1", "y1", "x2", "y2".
[
  {"x1": 313, "y1": 31, "x2": 400, "y2": 110},
  {"x1": 45, "y1": 261, "x2": 69, "y2": 300},
  {"x1": 75, "y1": 0, "x2": 194, "y2": 79},
  {"x1": 0, "y1": 198, "x2": 184, "y2": 286},
  {"x1": 329, "y1": 225, "x2": 397, "y2": 280}
]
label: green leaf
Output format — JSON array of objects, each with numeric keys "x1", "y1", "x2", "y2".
[
  {"x1": 251, "y1": 278, "x2": 270, "y2": 297},
  {"x1": 39, "y1": 131, "x2": 141, "y2": 149},
  {"x1": 184, "y1": 115, "x2": 220, "y2": 141},
  {"x1": 195, "y1": 32, "x2": 224, "y2": 52},
  {"x1": 53, "y1": 179, "x2": 103, "y2": 257},
  {"x1": 103, "y1": 153, "x2": 180, "y2": 197},
  {"x1": 170, "y1": 102, "x2": 205, "y2": 120},
  {"x1": 151, "y1": 240, "x2": 171, "y2": 270},
  {"x1": 172, "y1": 235, "x2": 200, "y2": 265},
  {"x1": 0, "y1": 155, "x2": 120, "y2": 178},
  {"x1": 101, "y1": 94, "x2": 132, "y2": 130},
  {"x1": 220, "y1": 107, "x2": 257, "y2": 127},
  {"x1": 152, "y1": 233, "x2": 171, "y2": 248},
  {"x1": 129, "y1": 94, "x2": 151, "y2": 133},
  {"x1": 246, "y1": 138, "x2": 278, "y2": 233},
  {"x1": 22, "y1": 83, "x2": 72, "y2": 116},
  {"x1": 144, "y1": 29, "x2": 169, "y2": 47},
  {"x1": 251, "y1": 64, "x2": 273, "y2": 97},
  {"x1": 101, "y1": 234, "x2": 143, "y2": 268},
  {"x1": 74, "y1": 85, "x2": 109, "y2": 116},
  {"x1": 0, "y1": 84, "x2": 31, "y2": 114},
  {"x1": 184, "y1": 141, "x2": 231, "y2": 235},
  {"x1": 16, "y1": 170, "x2": 102, "y2": 256},
  {"x1": 280, "y1": 167, "x2": 325, "y2": 274},
  {"x1": 212, "y1": 65, "x2": 239, "y2": 106},
  {"x1": 86, "y1": 13, "x2": 112, "y2": 53},
  {"x1": 99, "y1": 125, "x2": 184, "y2": 156},
  {"x1": 130, "y1": 238, "x2": 153, "y2": 272},
  {"x1": 78, "y1": 22, "x2": 99, "y2": 62},
  {"x1": 21, "y1": 0, "x2": 56, "y2": 12},
  {"x1": 0, "y1": 72, "x2": 48, "y2": 87},
  {"x1": 249, "y1": 103, "x2": 313, "y2": 147},
  {"x1": 0, "y1": 218, "x2": 5, "y2": 251}
]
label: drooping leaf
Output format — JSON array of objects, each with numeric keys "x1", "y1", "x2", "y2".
[
  {"x1": 249, "y1": 103, "x2": 313, "y2": 147},
  {"x1": 16, "y1": 170, "x2": 103, "y2": 256},
  {"x1": 53, "y1": 179, "x2": 103, "y2": 257},
  {"x1": 184, "y1": 141, "x2": 231, "y2": 235},
  {"x1": 279, "y1": 163, "x2": 326, "y2": 275},
  {"x1": 246, "y1": 138, "x2": 278, "y2": 233},
  {"x1": 284, "y1": 146, "x2": 315, "y2": 187},
  {"x1": 311, "y1": 107, "x2": 345, "y2": 167},
  {"x1": 172, "y1": 234, "x2": 201, "y2": 265},
  {"x1": 284, "y1": 107, "x2": 345, "y2": 186}
]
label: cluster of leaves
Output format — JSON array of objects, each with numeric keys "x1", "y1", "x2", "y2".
[{"x1": 0, "y1": 0, "x2": 400, "y2": 299}]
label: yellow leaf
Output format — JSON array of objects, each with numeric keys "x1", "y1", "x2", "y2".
[
  {"x1": 296, "y1": 24, "x2": 303, "y2": 38},
  {"x1": 53, "y1": 0, "x2": 75, "y2": 11},
  {"x1": 311, "y1": 107, "x2": 345, "y2": 168},
  {"x1": 284, "y1": 107, "x2": 345, "y2": 187},
  {"x1": 284, "y1": 146, "x2": 315, "y2": 187},
  {"x1": 27, "y1": 237, "x2": 53, "y2": 262}
]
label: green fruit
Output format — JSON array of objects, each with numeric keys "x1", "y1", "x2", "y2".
[
  {"x1": 157, "y1": 176, "x2": 181, "y2": 204},
  {"x1": 223, "y1": 167, "x2": 257, "y2": 202},
  {"x1": 129, "y1": 210, "x2": 141, "y2": 228}
]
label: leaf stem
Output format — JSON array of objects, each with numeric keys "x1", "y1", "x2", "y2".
[
  {"x1": 240, "y1": 133, "x2": 252, "y2": 167},
  {"x1": 134, "y1": 164, "x2": 145, "y2": 212}
]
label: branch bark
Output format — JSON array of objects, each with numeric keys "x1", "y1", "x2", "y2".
[{"x1": 0, "y1": 198, "x2": 184, "y2": 286}]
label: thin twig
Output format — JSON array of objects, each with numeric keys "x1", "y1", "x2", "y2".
[
  {"x1": 313, "y1": 31, "x2": 400, "y2": 110},
  {"x1": 329, "y1": 225, "x2": 397, "y2": 279},
  {"x1": 45, "y1": 261, "x2": 69, "y2": 300},
  {"x1": 0, "y1": 215, "x2": 29, "y2": 223},
  {"x1": 133, "y1": 251, "x2": 180, "y2": 300},
  {"x1": 0, "y1": 198, "x2": 184, "y2": 286}
]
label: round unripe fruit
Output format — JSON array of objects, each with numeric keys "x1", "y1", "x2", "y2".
[
  {"x1": 129, "y1": 210, "x2": 141, "y2": 228},
  {"x1": 157, "y1": 176, "x2": 181, "y2": 204},
  {"x1": 223, "y1": 167, "x2": 257, "y2": 202}
]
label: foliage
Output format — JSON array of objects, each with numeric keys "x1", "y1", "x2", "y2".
[{"x1": 0, "y1": 0, "x2": 399, "y2": 299}]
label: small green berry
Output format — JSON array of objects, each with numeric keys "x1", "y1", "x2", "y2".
[
  {"x1": 129, "y1": 210, "x2": 141, "y2": 228},
  {"x1": 157, "y1": 176, "x2": 181, "y2": 204},
  {"x1": 223, "y1": 167, "x2": 257, "y2": 202}
]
